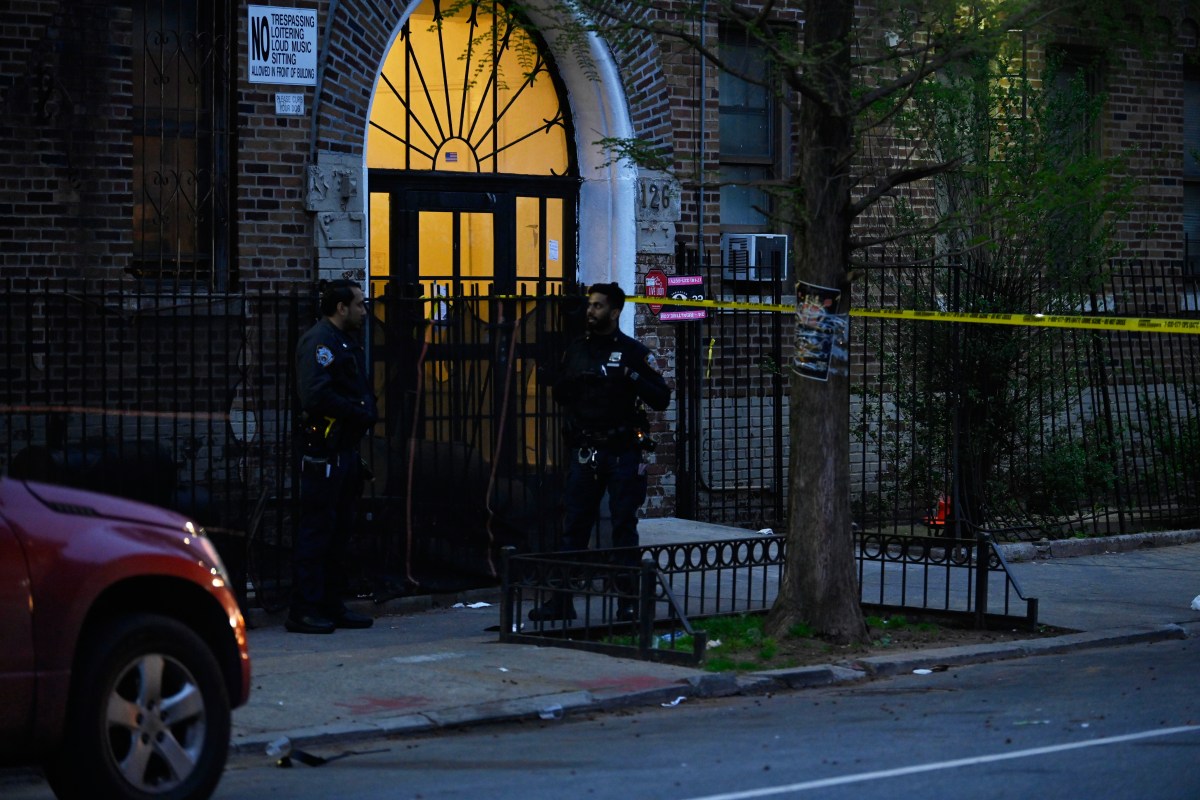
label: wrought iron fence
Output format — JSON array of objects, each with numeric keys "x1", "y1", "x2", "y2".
[
  {"x1": 500, "y1": 547, "x2": 708, "y2": 666},
  {"x1": 500, "y1": 532, "x2": 1038, "y2": 664},
  {"x1": 0, "y1": 278, "x2": 576, "y2": 611},
  {"x1": 5, "y1": 261, "x2": 1198, "y2": 617},
  {"x1": 359, "y1": 282, "x2": 573, "y2": 600},
  {"x1": 852, "y1": 259, "x2": 1200, "y2": 541},
  {"x1": 857, "y1": 532, "x2": 1038, "y2": 629},
  {"x1": 671, "y1": 248, "x2": 1200, "y2": 541},
  {"x1": 673, "y1": 245, "x2": 790, "y2": 531},
  {"x1": 0, "y1": 278, "x2": 300, "y2": 607}
]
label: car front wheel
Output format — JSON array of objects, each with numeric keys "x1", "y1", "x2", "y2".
[{"x1": 45, "y1": 613, "x2": 232, "y2": 800}]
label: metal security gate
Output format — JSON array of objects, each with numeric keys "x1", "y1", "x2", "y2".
[
  {"x1": 674, "y1": 245, "x2": 791, "y2": 531},
  {"x1": 359, "y1": 283, "x2": 579, "y2": 597},
  {"x1": 672, "y1": 247, "x2": 1200, "y2": 541}
]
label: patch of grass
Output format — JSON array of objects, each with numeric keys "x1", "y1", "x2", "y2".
[
  {"x1": 692, "y1": 614, "x2": 779, "y2": 672},
  {"x1": 602, "y1": 612, "x2": 1062, "y2": 673},
  {"x1": 602, "y1": 633, "x2": 639, "y2": 647},
  {"x1": 704, "y1": 654, "x2": 736, "y2": 671},
  {"x1": 787, "y1": 622, "x2": 816, "y2": 638},
  {"x1": 864, "y1": 614, "x2": 937, "y2": 633},
  {"x1": 696, "y1": 614, "x2": 769, "y2": 646},
  {"x1": 866, "y1": 614, "x2": 939, "y2": 649}
]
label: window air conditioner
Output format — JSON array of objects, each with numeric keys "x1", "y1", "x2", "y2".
[{"x1": 721, "y1": 233, "x2": 789, "y2": 282}]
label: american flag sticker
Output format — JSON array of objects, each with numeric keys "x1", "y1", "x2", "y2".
[{"x1": 445, "y1": 152, "x2": 459, "y2": 163}]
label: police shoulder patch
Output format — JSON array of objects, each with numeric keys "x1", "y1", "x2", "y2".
[{"x1": 315, "y1": 345, "x2": 334, "y2": 367}]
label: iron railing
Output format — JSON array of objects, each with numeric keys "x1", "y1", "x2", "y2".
[
  {"x1": 671, "y1": 248, "x2": 1200, "y2": 541},
  {"x1": 359, "y1": 284, "x2": 573, "y2": 600},
  {"x1": 500, "y1": 548, "x2": 707, "y2": 665},
  {"x1": 0, "y1": 278, "x2": 301, "y2": 607},
  {"x1": 3, "y1": 265, "x2": 1197, "y2": 617},
  {"x1": 674, "y1": 245, "x2": 790, "y2": 530},
  {"x1": 0, "y1": 278, "x2": 577, "y2": 611},
  {"x1": 500, "y1": 532, "x2": 1038, "y2": 664},
  {"x1": 851, "y1": 259, "x2": 1200, "y2": 540},
  {"x1": 132, "y1": 0, "x2": 236, "y2": 289}
]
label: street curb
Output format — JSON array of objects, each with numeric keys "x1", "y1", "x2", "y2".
[
  {"x1": 842, "y1": 624, "x2": 1190, "y2": 678},
  {"x1": 998, "y1": 528, "x2": 1200, "y2": 562},
  {"x1": 229, "y1": 622, "x2": 1195, "y2": 759},
  {"x1": 688, "y1": 672, "x2": 742, "y2": 697},
  {"x1": 745, "y1": 664, "x2": 868, "y2": 691}
]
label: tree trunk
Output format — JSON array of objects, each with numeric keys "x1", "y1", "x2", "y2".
[{"x1": 765, "y1": 0, "x2": 866, "y2": 645}]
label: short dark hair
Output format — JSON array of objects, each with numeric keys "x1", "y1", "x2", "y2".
[
  {"x1": 588, "y1": 282, "x2": 626, "y2": 311},
  {"x1": 319, "y1": 279, "x2": 360, "y2": 317}
]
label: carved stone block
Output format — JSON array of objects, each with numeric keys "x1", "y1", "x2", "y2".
[
  {"x1": 636, "y1": 170, "x2": 681, "y2": 223},
  {"x1": 305, "y1": 154, "x2": 362, "y2": 212},
  {"x1": 315, "y1": 212, "x2": 365, "y2": 249}
]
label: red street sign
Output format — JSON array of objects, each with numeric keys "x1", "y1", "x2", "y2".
[{"x1": 645, "y1": 268, "x2": 667, "y2": 314}]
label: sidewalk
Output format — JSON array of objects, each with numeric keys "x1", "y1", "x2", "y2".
[{"x1": 231, "y1": 521, "x2": 1200, "y2": 757}]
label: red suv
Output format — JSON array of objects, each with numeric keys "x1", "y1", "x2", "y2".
[{"x1": 0, "y1": 476, "x2": 251, "y2": 800}]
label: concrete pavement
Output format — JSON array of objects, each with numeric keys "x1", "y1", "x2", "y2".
[{"x1": 231, "y1": 521, "x2": 1200, "y2": 758}]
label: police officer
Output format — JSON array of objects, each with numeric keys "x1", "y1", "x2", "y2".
[
  {"x1": 289, "y1": 279, "x2": 379, "y2": 634},
  {"x1": 529, "y1": 282, "x2": 671, "y2": 622}
]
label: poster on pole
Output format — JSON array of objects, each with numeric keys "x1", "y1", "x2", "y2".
[
  {"x1": 247, "y1": 6, "x2": 318, "y2": 86},
  {"x1": 794, "y1": 281, "x2": 842, "y2": 381}
]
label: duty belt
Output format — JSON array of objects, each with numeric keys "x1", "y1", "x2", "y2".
[{"x1": 577, "y1": 427, "x2": 630, "y2": 448}]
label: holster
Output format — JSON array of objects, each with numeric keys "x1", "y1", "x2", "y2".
[{"x1": 298, "y1": 414, "x2": 341, "y2": 456}]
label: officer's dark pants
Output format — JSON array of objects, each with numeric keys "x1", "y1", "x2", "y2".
[
  {"x1": 293, "y1": 448, "x2": 363, "y2": 617},
  {"x1": 561, "y1": 445, "x2": 646, "y2": 560}
]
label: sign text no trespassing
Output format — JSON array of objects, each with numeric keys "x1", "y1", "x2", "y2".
[{"x1": 247, "y1": 6, "x2": 318, "y2": 86}]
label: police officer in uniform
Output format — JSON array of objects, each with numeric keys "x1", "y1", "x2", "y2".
[
  {"x1": 530, "y1": 282, "x2": 671, "y2": 622},
  {"x1": 289, "y1": 279, "x2": 379, "y2": 634}
]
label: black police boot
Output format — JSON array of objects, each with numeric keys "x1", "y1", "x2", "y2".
[
  {"x1": 527, "y1": 593, "x2": 577, "y2": 622},
  {"x1": 331, "y1": 607, "x2": 374, "y2": 629},
  {"x1": 613, "y1": 572, "x2": 640, "y2": 622},
  {"x1": 285, "y1": 611, "x2": 336, "y2": 634}
]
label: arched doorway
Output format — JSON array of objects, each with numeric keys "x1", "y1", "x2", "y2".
[
  {"x1": 367, "y1": 0, "x2": 578, "y2": 296},
  {"x1": 363, "y1": 0, "x2": 580, "y2": 590}
]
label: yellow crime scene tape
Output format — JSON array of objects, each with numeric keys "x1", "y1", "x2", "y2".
[
  {"x1": 628, "y1": 295, "x2": 794, "y2": 313},
  {"x1": 627, "y1": 295, "x2": 1200, "y2": 334}
]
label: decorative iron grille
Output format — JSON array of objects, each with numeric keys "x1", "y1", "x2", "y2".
[
  {"x1": 131, "y1": 0, "x2": 235, "y2": 288},
  {"x1": 368, "y1": 0, "x2": 575, "y2": 177}
]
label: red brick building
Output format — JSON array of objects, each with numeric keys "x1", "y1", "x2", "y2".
[{"x1": 3, "y1": 2, "x2": 1199, "y2": 575}]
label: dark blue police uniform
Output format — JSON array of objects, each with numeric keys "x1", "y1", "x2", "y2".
[
  {"x1": 293, "y1": 317, "x2": 377, "y2": 625},
  {"x1": 554, "y1": 328, "x2": 670, "y2": 555}
]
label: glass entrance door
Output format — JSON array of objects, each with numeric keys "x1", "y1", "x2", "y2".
[
  {"x1": 417, "y1": 209, "x2": 495, "y2": 301},
  {"x1": 369, "y1": 180, "x2": 572, "y2": 294},
  {"x1": 360, "y1": 0, "x2": 580, "y2": 584}
]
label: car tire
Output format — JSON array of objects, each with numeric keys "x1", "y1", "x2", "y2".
[{"x1": 44, "y1": 613, "x2": 232, "y2": 800}]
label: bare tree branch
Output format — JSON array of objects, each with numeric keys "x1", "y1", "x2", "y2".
[{"x1": 849, "y1": 158, "x2": 962, "y2": 220}]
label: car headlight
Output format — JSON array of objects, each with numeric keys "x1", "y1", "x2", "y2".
[{"x1": 184, "y1": 522, "x2": 231, "y2": 588}]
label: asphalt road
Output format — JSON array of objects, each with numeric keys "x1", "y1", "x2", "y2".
[{"x1": 4, "y1": 637, "x2": 1197, "y2": 799}]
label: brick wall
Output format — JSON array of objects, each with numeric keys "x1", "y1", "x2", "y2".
[
  {"x1": 5, "y1": 0, "x2": 1200, "y2": 532},
  {"x1": 4, "y1": 3, "x2": 1199, "y2": 291},
  {"x1": 0, "y1": 1, "x2": 132, "y2": 281}
]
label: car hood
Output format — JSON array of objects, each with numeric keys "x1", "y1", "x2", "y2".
[{"x1": 17, "y1": 478, "x2": 195, "y2": 530}]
